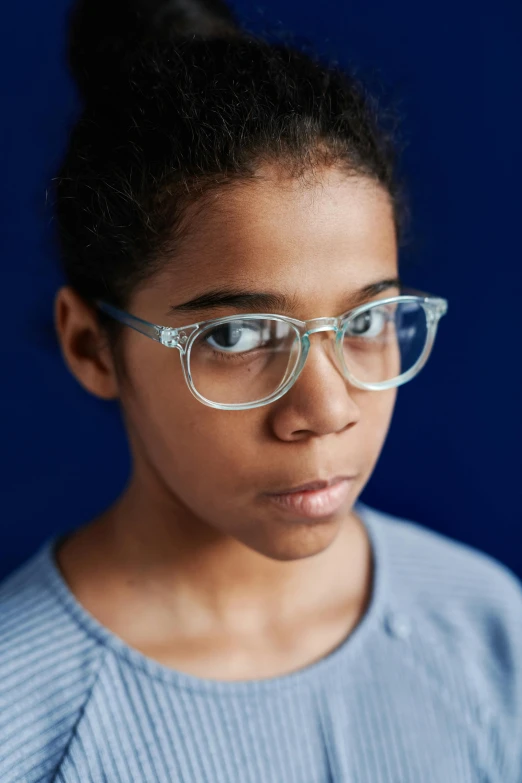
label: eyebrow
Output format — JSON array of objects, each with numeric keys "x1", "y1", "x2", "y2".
[{"x1": 166, "y1": 277, "x2": 402, "y2": 316}]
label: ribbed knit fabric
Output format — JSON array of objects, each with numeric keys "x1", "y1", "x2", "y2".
[{"x1": 1, "y1": 501, "x2": 522, "y2": 783}]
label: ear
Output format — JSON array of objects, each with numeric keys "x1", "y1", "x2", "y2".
[{"x1": 54, "y1": 286, "x2": 120, "y2": 400}]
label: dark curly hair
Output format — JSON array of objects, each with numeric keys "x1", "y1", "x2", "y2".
[{"x1": 52, "y1": 0, "x2": 408, "y2": 346}]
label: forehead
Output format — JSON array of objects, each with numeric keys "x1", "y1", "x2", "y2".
[{"x1": 153, "y1": 167, "x2": 398, "y2": 314}]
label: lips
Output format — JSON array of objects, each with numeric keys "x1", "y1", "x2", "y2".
[
  {"x1": 266, "y1": 475, "x2": 353, "y2": 495},
  {"x1": 263, "y1": 476, "x2": 356, "y2": 520}
]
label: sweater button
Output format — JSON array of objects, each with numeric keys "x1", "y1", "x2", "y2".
[{"x1": 385, "y1": 612, "x2": 411, "y2": 639}]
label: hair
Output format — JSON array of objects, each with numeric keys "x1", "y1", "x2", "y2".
[{"x1": 52, "y1": 0, "x2": 409, "y2": 352}]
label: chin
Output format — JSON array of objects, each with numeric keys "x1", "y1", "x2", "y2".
[{"x1": 246, "y1": 516, "x2": 342, "y2": 562}]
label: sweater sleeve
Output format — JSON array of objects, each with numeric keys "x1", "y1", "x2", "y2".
[
  {"x1": 463, "y1": 561, "x2": 522, "y2": 781},
  {"x1": 364, "y1": 504, "x2": 522, "y2": 781},
  {"x1": 0, "y1": 552, "x2": 105, "y2": 783}
]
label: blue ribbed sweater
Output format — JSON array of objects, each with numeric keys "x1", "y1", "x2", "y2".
[{"x1": 1, "y1": 501, "x2": 522, "y2": 783}]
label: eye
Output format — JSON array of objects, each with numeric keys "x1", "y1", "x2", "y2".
[
  {"x1": 345, "y1": 307, "x2": 387, "y2": 338},
  {"x1": 204, "y1": 321, "x2": 268, "y2": 353}
]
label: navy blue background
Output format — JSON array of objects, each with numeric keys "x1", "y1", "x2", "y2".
[{"x1": 1, "y1": 1, "x2": 521, "y2": 580}]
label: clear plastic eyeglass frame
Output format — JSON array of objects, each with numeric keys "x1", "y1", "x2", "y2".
[{"x1": 95, "y1": 288, "x2": 448, "y2": 410}]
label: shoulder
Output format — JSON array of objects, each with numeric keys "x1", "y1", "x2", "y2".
[
  {"x1": 360, "y1": 502, "x2": 522, "y2": 774},
  {"x1": 0, "y1": 542, "x2": 106, "y2": 783},
  {"x1": 361, "y1": 501, "x2": 522, "y2": 619}
]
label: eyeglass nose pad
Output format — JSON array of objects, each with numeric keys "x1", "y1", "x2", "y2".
[
  {"x1": 300, "y1": 326, "x2": 346, "y2": 378},
  {"x1": 333, "y1": 326, "x2": 348, "y2": 374},
  {"x1": 327, "y1": 328, "x2": 349, "y2": 377},
  {"x1": 287, "y1": 332, "x2": 310, "y2": 386}
]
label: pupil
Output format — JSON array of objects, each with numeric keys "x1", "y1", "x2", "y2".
[
  {"x1": 212, "y1": 324, "x2": 242, "y2": 348},
  {"x1": 351, "y1": 312, "x2": 371, "y2": 334}
]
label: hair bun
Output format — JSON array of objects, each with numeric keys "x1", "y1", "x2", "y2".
[{"x1": 68, "y1": 0, "x2": 243, "y2": 104}]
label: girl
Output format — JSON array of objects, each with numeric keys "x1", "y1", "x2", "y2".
[{"x1": 1, "y1": 0, "x2": 521, "y2": 781}]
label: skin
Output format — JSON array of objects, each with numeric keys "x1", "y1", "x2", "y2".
[{"x1": 54, "y1": 165, "x2": 399, "y2": 680}]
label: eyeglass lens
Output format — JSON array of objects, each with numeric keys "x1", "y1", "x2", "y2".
[{"x1": 188, "y1": 301, "x2": 429, "y2": 405}]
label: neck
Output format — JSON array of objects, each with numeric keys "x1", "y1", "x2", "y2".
[{"x1": 60, "y1": 466, "x2": 372, "y2": 644}]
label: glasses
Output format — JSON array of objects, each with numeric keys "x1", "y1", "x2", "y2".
[{"x1": 95, "y1": 288, "x2": 448, "y2": 410}]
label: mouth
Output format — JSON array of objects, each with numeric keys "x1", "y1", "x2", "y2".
[
  {"x1": 264, "y1": 475, "x2": 356, "y2": 520},
  {"x1": 268, "y1": 476, "x2": 353, "y2": 494}
]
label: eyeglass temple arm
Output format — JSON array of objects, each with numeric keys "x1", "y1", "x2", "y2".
[
  {"x1": 96, "y1": 300, "x2": 163, "y2": 343},
  {"x1": 400, "y1": 287, "x2": 448, "y2": 318}
]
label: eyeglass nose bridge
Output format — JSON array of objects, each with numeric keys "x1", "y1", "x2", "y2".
[{"x1": 302, "y1": 316, "x2": 341, "y2": 337}]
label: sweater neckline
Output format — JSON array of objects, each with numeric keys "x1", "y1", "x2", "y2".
[{"x1": 35, "y1": 501, "x2": 389, "y2": 694}]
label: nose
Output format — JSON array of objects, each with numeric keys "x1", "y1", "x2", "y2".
[{"x1": 269, "y1": 330, "x2": 361, "y2": 442}]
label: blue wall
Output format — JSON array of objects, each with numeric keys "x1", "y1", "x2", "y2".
[{"x1": 1, "y1": 0, "x2": 521, "y2": 579}]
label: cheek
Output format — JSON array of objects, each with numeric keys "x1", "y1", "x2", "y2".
[{"x1": 122, "y1": 349, "x2": 263, "y2": 494}]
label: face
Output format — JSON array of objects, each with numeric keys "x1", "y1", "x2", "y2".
[{"x1": 59, "y1": 166, "x2": 399, "y2": 561}]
